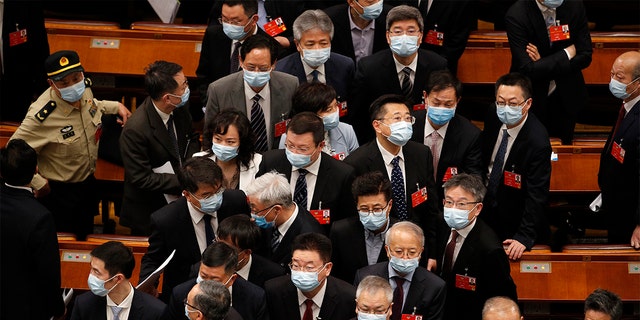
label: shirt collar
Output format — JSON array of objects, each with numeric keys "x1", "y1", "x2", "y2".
[
  {"x1": 243, "y1": 79, "x2": 271, "y2": 98},
  {"x1": 296, "y1": 276, "x2": 328, "y2": 311},
  {"x1": 187, "y1": 198, "x2": 215, "y2": 225},
  {"x1": 624, "y1": 94, "x2": 640, "y2": 114},
  {"x1": 387, "y1": 262, "x2": 414, "y2": 282},
  {"x1": 392, "y1": 53, "x2": 418, "y2": 74},
  {"x1": 236, "y1": 254, "x2": 252, "y2": 281},
  {"x1": 4, "y1": 182, "x2": 33, "y2": 193},
  {"x1": 376, "y1": 137, "x2": 404, "y2": 164},
  {"x1": 301, "y1": 57, "x2": 327, "y2": 75},
  {"x1": 106, "y1": 282, "x2": 134, "y2": 307},
  {"x1": 535, "y1": 0, "x2": 555, "y2": 14},
  {"x1": 424, "y1": 116, "x2": 450, "y2": 140},
  {"x1": 294, "y1": 151, "x2": 322, "y2": 176},
  {"x1": 348, "y1": 6, "x2": 375, "y2": 31},
  {"x1": 452, "y1": 216, "x2": 477, "y2": 239},
  {"x1": 152, "y1": 100, "x2": 172, "y2": 125},
  {"x1": 277, "y1": 203, "x2": 299, "y2": 236},
  {"x1": 502, "y1": 114, "x2": 528, "y2": 139}
]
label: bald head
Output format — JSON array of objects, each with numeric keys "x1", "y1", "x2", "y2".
[
  {"x1": 610, "y1": 51, "x2": 640, "y2": 101},
  {"x1": 482, "y1": 297, "x2": 523, "y2": 320}
]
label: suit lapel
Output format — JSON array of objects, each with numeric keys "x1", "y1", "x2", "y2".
[
  {"x1": 178, "y1": 201, "x2": 202, "y2": 260},
  {"x1": 403, "y1": 270, "x2": 425, "y2": 314},
  {"x1": 438, "y1": 117, "x2": 461, "y2": 179},
  {"x1": 616, "y1": 102, "x2": 639, "y2": 139},
  {"x1": 382, "y1": 52, "x2": 402, "y2": 93},
  {"x1": 310, "y1": 154, "x2": 331, "y2": 209},
  {"x1": 290, "y1": 54, "x2": 308, "y2": 83},
  {"x1": 319, "y1": 278, "x2": 338, "y2": 319},
  {"x1": 145, "y1": 99, "x2": 179, "y2": 163},
  {"x1": 273, "y1": 213, "x2": 301, "y2": 261},
  {"x1": 528, "y1": 0, "x2": 552, "y2": 51},
  {"x1": 231, "y1": 73, "x2": 248, "y2": 115}
]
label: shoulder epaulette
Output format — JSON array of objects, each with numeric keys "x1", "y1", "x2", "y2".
[
  {"x1": 35, "y1": 101, "x2": 56, "y2": 122},
  {"x1": 84, "y1": 77, "x2": 93, "y2": 88}
]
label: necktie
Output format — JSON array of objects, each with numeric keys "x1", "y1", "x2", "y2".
[
  {"x1": 294, "y1": 169, "x2": 308, "y2": 209},
  {"x1": 167, "y1": 115, "x2": 181, "y2": 164},
  {"x1": 391, "y1": 277, "x2": 405, "y2": 320},
  {"x1": 271, "y1": 227, "x2": 281, "y2": 252},
  {"x1": 302, "y1": 299, "x2": 314, "y2": 320},
  {"x1": 430, "y1": 131, "x2": 441, "y2": 181},
  {"x1": 311, "y1": 70, "x2": 320, "y2": 83},
  {"x1": 391, "y1": 157, "x2": 408, "y2": 220},
  {"x1": 250, "y1": 94, "x2": 268, "y2": 152},
  {"x1": 400, "y1": 67, "x2": 413, "y2": 98},
  {"x1": 442, "y1": 230, "x2": 459, "y2": 274},
  {"x1": 607, "y1": 104, "x2": 626, "y2": 153},
  {"x1": 110, "y1": 306, "x2": 123, "y2": 320},
  {"x1": 487, "y1": 129, "x2": 509, "y2": 197},
  {"x1": 230, "y1": 41, "x2": 242, "y2": 73},
  {"x1": 203, "y1": 214, "x2": 215, "y2": 247}
]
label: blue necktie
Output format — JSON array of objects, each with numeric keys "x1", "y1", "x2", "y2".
[
  {"x1": 293, "y1": 169, "x2": 308, "y2": 209},
  {"x1": 203, "y1": 214, "x2": 215, "y2": 247},
  {"x1": 250, "y1": 94, "x2": 268, "y2": 152},
  {"x1": 391, "y1": 157, "x2": 408, "y2": 220},
  {"x1": 488, "y1": 129, "x2": 509, "y2": 197},
  {"x1": 311, "y1": 70, "x2": 319, "y2": 83},
  {"x1": 110, "y1": 306, "x2": 123, "y2": 320},
  {"x1": 271, "y1": 227, "x2": 281, "y2": 252},
  {"x1": 167, "y1": 115, "x2": 181, "y2": 164},
  {"x1": 400, "y1": 67, "x2": 412, "y2": 98}
]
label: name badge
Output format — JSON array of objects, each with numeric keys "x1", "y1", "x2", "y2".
[
  {"x1": 503, "y1": 170, "x2": 522, "y2": 189},
  {"x1": 402, "y1": 314, "x2": 423, "y2": 320},
  {"x1": 413, "y1": 103, "x2": 426, "y2": 111},
  {"x1": 442, "y1": 167, "x2": 458, "y2": 182},
  {"x1": 263, "y1": 17, "x2": 286, "y2": 37},
  {"x1": 455, "y1": 274, "x2": 477, "y2": 291},
  {"x1": 310, "y1": 209, "x2": 330, "y2": 225},
  {"x1": 411, "y1": 186, "x2": 428, "y2": 208},
  {"x1": 338, "y1": 101, "x2": 348, "y2": 117},
  {"x1": 95, "y1": 123, "x2": 103, "y2": 143},
  {"x1": 424, "y1": 29, "x2": 444, "y2": 46},
  {"x1": 549, "y1": 24, "x2": 570, "y2": 42},
  {"x1": 9, "y1": 29, "x2": 28, "y2": 47},
  {"x1": 274, "y1": 119, "x2": 290, "y2": 138},
  {"x1": 332, "y1": 152, "x2": 346, "y2": 161},
  {"x1": 611, "y1": 141, "x2": 625, "y2": 164}
]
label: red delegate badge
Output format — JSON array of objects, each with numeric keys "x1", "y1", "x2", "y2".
[
  {"x1": 263, "y1": 17, "x2": 286, "y2": 37},
  {"x1": 338, "y1": 101, "x2": 348, "y2": 117},
  {"x1": 274, "y1": 119, "x2": 290, "y2": 137},
  {"x1": 503, "y1": 171, "x2": 522, "y2": 189},
  {"x1": 411, "y1": 187, "x2": 428, "y2": 208},
  {"x1": 401, "y1": 315, "x2": 423, "y2": 320},
  {"x1": 611, "y1": 141, "x2": 625, "y2": 164},
  {"x1": 310, "y1": 209, "x2": 330, "y2": 225},
  {"x1": 455, "y1": 274, "x2": 477, "y2": 291},
  {"x1": 424, "y1": 29, "x2": 444, "y2": 46},
  {"x1": 549, "y1": 24, "x2": 570, "y2": 42},
  {"x1": 9, "y1": 29, "x2": 28, "y2": 47},
  {"x1": 413, "y1": 103, "x2": 426, "y2": 111},
  {"x1": 442, "y1": 167, "x2": 458, "y2": 182}
]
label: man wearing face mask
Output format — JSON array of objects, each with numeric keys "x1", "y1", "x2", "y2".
[
  {"x1": 164, "y1": 242, "x2": 267, "y2": 320},
  {"x1": 480, "y1": 73, "x2": 551, "y2": 261},
  {"x1": 330, "y1": 171, "x2": 397, "y2": 284},
  {"x1": 205, "y1": 34, "x2": 298, "y2": 151},
  {"x1": 257, "y1": 112, "x2": 356, "y2": 231},
  {"x1": 184, "y1": 280, "x2": 235, "y2": 320},
  {"x1": 245, "y1": 171, "x2": 324, "y2": 269},
  {"x1": 505, "y1": 0, "x2": 592, "y2": 145},
  {"x1": 70, "y1": 241, "x2": 165, "y2": 320},
  {"x1": 10, "y1": 50, "x2": 131, "y2": 240},
  {"x1": 351, "y1": 5, "x2": 447, "y2": 143},
  {"x1": 354, "y1": 221, "x2": 446, "y2": 320},
  {"x1": 275, "y1": 10, "x2": 354, "y2": 103},
  {"x1": 598, "y1": 51, "x2": 640, "y2": 248},
  {"x1": 411, "y1": 70, "x2": 482, "y2": 202},
  {"x1": 436, "y1": 174, "x2": 516, "y2": 320},
  {"x1": 324, "y1": 0, "x2": 392, "y2": 63},
  {"x1": 120, "y1": 60, "x2": 201, "y2": 236},
  {"x1": 345, "y1": 94, "x2": 440, "y2": 270},
  {"x1": 355, "y1": 275, "x2": 394, "y2": 320},
  {"x1": 140, "y1": 157, "x2": 250, "y2": 302},
  {"x1": 265, "y1": 232, "x2": 356, "y2": 319}
]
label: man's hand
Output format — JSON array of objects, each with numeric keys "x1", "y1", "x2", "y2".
[
  {"x1": 427, "y1": 258, "x2": 437, "y2": 272},
  {"x1": 274, "y1": 36, "x2": 290, "y2": 48},
  {"x1": 526, "y1": 43, "x2": 540, "y2": 61},
  {"x1": 503, "y1": 239, "x2": 526, "y2": 260},
  {"x1": 117, "y1": 103, "x2": 132, "y2": 126},
  {"x1": 565, "y1": 44, "x2": 576, "y2": 59},
  {"x1": 631, "y1": 225, "x2": 640, "y2": 249},
  {"x1": 34, "y1": 179, "x2": 51, "y2": 198}
]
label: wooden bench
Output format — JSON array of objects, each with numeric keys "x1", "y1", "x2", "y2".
[{"x1": 550, "y1": 144, "x2": 603, "y2": 193}]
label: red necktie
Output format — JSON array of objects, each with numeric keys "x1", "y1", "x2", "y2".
[
  {"x1": 303, "y1": 299, "x2": 314, "y2": 320},
  {"x1": 391, "y1": 277, "x2": 405, "y2": 320},
  {"x1": 443, "y1": 230, "x2": 459, "y2": 273}
]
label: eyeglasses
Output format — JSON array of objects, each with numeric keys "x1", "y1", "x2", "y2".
[
  {"x1": 251, "y1": 203, "x2": 281, "y2": 216},
  {"x1": 243, "y1": 65, "x2": 272, "y2": 73},
  {"x1": 190, "y1": 187, "x2": 224, "y2": 201},
  {"x1": 388, "y1": 29, "x2": 421, "y2": 37},
  {"x1": 388, "y1": 247, "x2": 421, "y2": 259},
  {"x1": 377, "y1": 115, "x2": 416, "y2": 124},
  {"x1": 356, "y1": 306, "x2": 391, "y2": 315},
  {"x1": 289, "y1": 262, "x2": 326, "y2": 273},
  {"x1": 184, "y1": 298, "x2": 201, "y2": 312},
  {"x1": 495, "y1": 100, "x2": 527, "y2": 109},
  {"x1": 218, "y1": 16, "x2": 251, "y2": 26},
  {"x1": 284, "y1": 143, "x2": 317, "y2": 154},
  {"x1": 358, "y1": 201, "x2": 391, "y2": 217},
  {"x1": 443, "y1": 200, "x2": 480, "y2": 209}
]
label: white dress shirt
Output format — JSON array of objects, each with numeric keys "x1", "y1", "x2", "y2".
[
  {"x1": 376, "y1": 137, "x2": 407, "y2": 194},
  {"x1": 106, "y1": 283, "x2": 134, "y2": 320},
  {"x1": 244, "y1": 81, "x2": 273, "y2": 148},
  {"x1": 297, "y1": 278, "x2": 328, "y2": 320},
  {"x1": 187, "y1": 200, "x2": 218, "y2": 253},
  {"x1": 289, "y1": 155, "x2": 322, "y2": 211},
  {"x1": 487, "y1": 115, "x2": 528, "y2": 177}
]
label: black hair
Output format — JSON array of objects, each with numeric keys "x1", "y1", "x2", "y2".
[
  {"x1": 144, "y1": 60, "x2": 183, "y2": 100},
  {"x1": 495, "y1": 72, "x2": 533, "y2": 100},
  {"x1": 205, "y1": 109, "x2": 256, "y2": 167},
  {"x1": 426, "y1": 70, "x2": 463, "y2": 98},
  {"x1": 178, "y1": 157, "x2": 223, "y2": 193},
  {"x1": 240, "y1": 34, "x2": 278, "y2": 65},
  {"x1": 291, "y1": 232, "x2": 332, "y2": 263},
  {"x1": 201, "y1": 242, "x2": 238, "y2": 275},
  {"x1": 0, "y1": 139, "x2": 37, "y2": 186},
  {"x1": 368, "y1": 94, "x2": 410, "y2": 123},
  {"x1": 584, "y1": 289, "x2": 623, "y2": 320},
  {"x1": 291, "y1": 82, "x2": 337, "y2": 115},
  {"x1": 217, "y1": 214, "x2": 261, "y2": 251},
  {"x1": 90, "y1": 241, "x2": 135, "y2": 279},
  {"x1": 351, "y1": 171, "x2": 392, "y2": 203},
  {"x1": 286, "y1": 112, "x2": 325, "y2": 145}
]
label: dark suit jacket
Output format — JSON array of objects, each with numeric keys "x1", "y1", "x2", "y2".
[
  {"x1": 411, "y1": 112, "x2": 483, "y2": 200},
  {"x1": 351, "y1": 49, "x2": 448, "y2": 142},
  {"x1": 256, "y1": 150, "x2": 357, "y2": 224},
  {"x1": 0, "y1": 185, "x2": 64, "y2": 319},
  {"x1": 344, "y1": 140, "x2": 440, "y2": 259},
  {"x1": 435, "y1": 219, "x2": 517, "y2": 320},
  {"x1": 323, "y1": 4, "x2": 391, "y2": 62},
  {"x1": 249, "y1": 253, "x2": 287, "y2": 288},
  {"x1": 354, "y1": 262, "x2": 446, "y2": 320},
  {"x1": 598, "y1": 100, "x2": 640, "y2": 243},
  {"x1": 505, "y1": 0, "x2": 592, "y2": 137},
  {"x1": 265, "y1": 275, "x2": 356, "y2": 320},
  {"x1": 255, "y1": 206, "x2": 325, "y2": 269},
  {"x1": 480, "y1": 109, "x2": 551, "y2": 249},
  {"x1": 70, "y1": 289, "x2": 165, "y2": 320},
  {"x1": 329, "y1": 216, "x2": 397, "y2": 284},
  {"x1": 164, "y1": 277, "x2": 267, "y2": 320},
  {"x1": 275, "y1": 51, "x2": 355, "y2": 102},
  {"x1": 140, "y1": 192, "x2": 250, "y2": 302},
  {"x1": 120, "y1": 97, "x2": 200, "y2": 235},
  {"x1": 419, "y1": 0, "x2": 477, "y2": 74}
]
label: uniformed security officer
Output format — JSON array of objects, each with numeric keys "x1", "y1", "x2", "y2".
[{"x1": 10, "y1": 50, "x2": 131, "y2": 240}]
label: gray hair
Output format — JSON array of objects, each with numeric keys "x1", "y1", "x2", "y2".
[
  {"x1": 482, "y1": 297, "x2": 521, "y2": 320},
  {"x1": 293, "y1": 9, "x2": 334, "y2": 41},
  {"x1": 356, "y1": 275, "x2": 393, "y2": 304},
  {"x1": 442, "y1": 173, "x2": 487, "y2": 202},
  {"x1": 244, "y1": 171, "x2": 293, "y2": 207},
  {"x1": 386, "y1": 5, "x2": 424, "y2": 32},
  {"x1": 584, "y1": 289, "x2": 623, "y2": 320},
  {"x1": 193, "y1": 280, "x2": 231, "y2": 320},
  {"x1": 385, "y1": 221, "x2": 424, "y2": 247}
]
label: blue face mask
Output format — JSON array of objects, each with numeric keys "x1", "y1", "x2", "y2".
[
  {"x1": 211, "y1": 142, "x2": 239, "y2": 162},
  {"x1": 192, "y1": 190, "x2": 224, "y2": 214},
  {"x1": 389, "y1": 35, "x2": 420, "y2": 57},
  {"x1": 322, "y1": 110, "x2": 340, "y2": 131},
  {"x1": 359, "y1": 209, "x2": 389, "y2": 231},
  {"x1": 355, "y1": 0, "x2": 384, "y2": 20},
  {"x1": 358, "y1": 311, "x2": 389, "y2": 320},
  {"x1": 302, "y1": 47, "x2": 331, "y2": 68},
  {"x1": 388, "y1": 255, "x2": 419, "y2": 275},
  {"x1": 243, "y1": 69, "x2": 271, "y2": 88},
  {"x1": 222, "y1": 21, "x2": 250, "y2": 40},
  {"x1": 87, "y1": 273, "x2": 118, "y2": 297},
  {"x1": 542, "y1": 0, "x2": 563, "y2": 9},
  {"x1": 291, "y1": 264, "x2": 326, "y2": 292},
  {"x1": 56, "y1": 78, "x2": 86, "y2": 102},
  {"x1": 251, "y1": 206, "x2": 278, "y2": 229},
  {"x1": 443, "y1": 204, "x2": 478, "y2": 230},
  {"x1": 185, "y1": 305, "x2": 199, "y2": 319},
  {"x1": 609, "y1": 77, "x2": 639, "y2": 100},
  {"x1": 496, "y1": 103, "x2": 524, "y2": 126},
  {"x1": 168, "y1": 87, "x2": 190, "y2": 108},
  {"x1": 427, "y1": 106, "x2": 456, "y2": 126},
  {"x1": 381, "y1": 121, "x2": 413, "y2": 146},
  {"x1": 286, "y1": 148, "x2": 317, "y2": 168}
]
